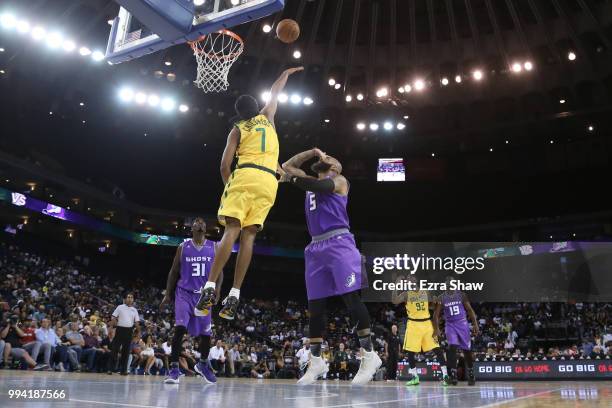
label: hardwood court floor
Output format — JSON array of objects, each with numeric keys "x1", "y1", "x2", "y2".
[{"x1": 0, "y1": 370, "x2": 609, "y2": 407}]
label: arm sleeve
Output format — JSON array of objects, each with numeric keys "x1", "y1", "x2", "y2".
[{"x1": 290, "y1": 176, "x2": 335, "y2": 193}]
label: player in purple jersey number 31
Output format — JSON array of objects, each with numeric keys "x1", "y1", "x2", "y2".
[
  {"x1": 281, "y1": 148, "x2": 382, "y2": 386},
  {"x1": 159, "y1": 217, "x2": 223, "y2": 384}
]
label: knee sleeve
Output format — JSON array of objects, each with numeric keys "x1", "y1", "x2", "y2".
[{"x1": 340, "y1": 291, "x2": 371, "y2": 333}]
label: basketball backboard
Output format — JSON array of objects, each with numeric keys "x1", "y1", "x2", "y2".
[{"x1": 106, "y1": 0, "x2": 284, "y2": 64}]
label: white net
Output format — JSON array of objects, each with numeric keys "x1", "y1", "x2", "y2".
[{"x1": 190, "y1": 30, "x2": 244, "y2": 93}]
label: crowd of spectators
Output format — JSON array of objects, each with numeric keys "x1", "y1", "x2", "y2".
[{"x1": 1, "y1": 240, "x2": 610, "y2": 380}]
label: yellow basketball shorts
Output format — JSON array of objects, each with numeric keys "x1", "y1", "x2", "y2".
[
  {"x1": 403, "y1": 320, "x2": 439, "y2": 353},
  {"x1": 218, "y1": 167, "x2": 278, "y2": 230}
]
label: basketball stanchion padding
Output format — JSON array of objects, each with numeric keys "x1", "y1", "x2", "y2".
[{"x1": 189, "y1": 30, "x2": 244, "y2": 93}]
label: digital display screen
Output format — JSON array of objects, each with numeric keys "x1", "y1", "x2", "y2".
[{"x1": 377, "y1": 158, "x2": 405, "y2": 181}]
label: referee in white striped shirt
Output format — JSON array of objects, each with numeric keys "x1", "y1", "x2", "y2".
[{"x1": 108, "y1": 293, "x2": 140, "y2": 375}]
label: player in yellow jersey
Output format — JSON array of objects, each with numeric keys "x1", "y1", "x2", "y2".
[
  {"x1": 196, "y1": 66, "x2": 304, "y2": 320},
  {"x1": 392, "y1": 276, "x2": 450, "y2": 386}
]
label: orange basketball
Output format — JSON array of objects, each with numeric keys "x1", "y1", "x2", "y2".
[{"x1": 276, "y1": 19, "x2": 300, "y2": 44}]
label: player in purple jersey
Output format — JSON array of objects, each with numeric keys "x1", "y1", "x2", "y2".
[
  {"x1": 159, "y1": 217, "x2": 223, "y2": 384},
  {"x1": 282, "y1": 148, "x2": 381, "y2": 386},
  {"x1": 433, "y1": 280, "x2": 479, "y2": 386}
]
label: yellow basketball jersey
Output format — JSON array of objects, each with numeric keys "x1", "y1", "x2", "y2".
[
  {"x1": 405, "y1": 290, "x2": 431, "y2": 319},
  {"x1": 235, "y1": 114, "x2": 279, "y2": 171}
]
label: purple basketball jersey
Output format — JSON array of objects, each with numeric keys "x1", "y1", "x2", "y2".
[
  {"x1": 177, "y1": 239, "x2": 215, "y2": 292},
  {"x1": 441, "y1": 291, "x2": 467, "y2": 322},
  {"x1": 305, "y1": 190, "x2": 350, "y2": 237}
]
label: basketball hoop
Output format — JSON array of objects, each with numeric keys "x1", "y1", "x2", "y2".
[{"x1": 189, "y1": 30, "x2": 244, "y2": 93}]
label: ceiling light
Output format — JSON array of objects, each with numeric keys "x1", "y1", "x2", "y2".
[
  {"x1": 473, "y1": 70, "x2": 483, "y2": 81},
  {"x1": 512, "y1": 62, "x2": 522, "y2": 73},
  {"x1": 345, "y1": 95, "x2": 352, "y2": 102},
  {"x1": 179, "y1": 104, "x2": 189, "y2": 113},
  {"x1": 278, "y1": 93, "x2": 288, "y2": 103},
  {"x1": 79, "y1": 46, "x2": 91, "y2": 56},
  {"x1": 588, "y1": 125, "x2": 594, "y2": 132},
  {"x1": 376, "y1": 87, "x2": 388, "y2": 98},
  {"x1": 261, "y1": 91, "x2": 271, "y2": 102},
  {"x1": 489, "y1": 148, "x2": 493, "y2": 152},
  {"x1": 16, "y1": 20, "x2": 30, "y2": 34},
  {"x1": 303, "y1": 97, "x2": 313, "y2": 105},
  {"x1": 135, "y1": 92, "x2": 147, "y2": 104},
  {"x1": 455, "y1": 75, "x2": 462, "y2": 83},
  {"x1": 47, "y1": 32, "x2": 63, "y2": 49},
  {"x1": 161, "y1": 98, "x2": 176, "y2": 111},
  {"x1": 398, "y1": 87, "x2": 405, "y2": 93},
  {"x1": 119, "y1": 88, "x2": 134, "y2": 102},
  {"x1": 0, "y1": 13, "x2": 16, "y2": 29},
  {"x1": 441, "y1": 77, "x2": 449, "y2": 86},
  {"x1": 524, "y1": 61, "x2": 533, "y2": 71},
  {"x1": 568, "y1": 51, "x2": 576, "y2": 61},
  {"x1": 194, "y1": 0, "x2": 206, "y2": 5},
  {"x1": 334, "y1": 83, "x2": 341, "y2": 90},
  {"x1": 356, "y1": 123, "x2": 366, "y2": 130},
  {"x1": 403, "y1": 115, "x2": 409, "y2": 119},
  {"x1": 290, "y1": 93, "x2": 302, "y2": 104},
  {"x1": 164, "y1": 61, "x2": 172, "y2": 66},
  {"x1": 148, "y1": 94, "x2": 160, "y2": 107},
  {"x1": 328, "y1": 78, "x2": 336, "y2": 86},
  {"x1": 262, "y1": 24, "x2": 272, "y2": 33},
  {"x1": 397, "y1": 122, "x2": 406, "y2": 130},
  {"x1": 324, "y1": 119, "x2": 330, "y2": 123},
  {"x1": 293, "y1": 50, "x2": 301, "y2": 59},
  {"x1": 62, "y1": 39, "x2": 75, "y2": 52},
  {"x1": 559, "y1": 99, "x2": 566, "y2": 104},
  {"x1": 431, "y1": 153, "x2": 435, "y2": 157},
  {"x1": 404, "y1": 84, "x2": 412, "y2": 93},
  {"x1": 356, "y1": 93, "x2": 364, "y2": 101},
  {"x1": 369, "y1": 123, "x2": 379, "y2": 131},
  {"x1": 91, "y1": 50, "x2": 105, "y2": 61},
  {"x1": 414, "y1": 79, "x2": 425, "y2": 91},
  {"x1": 383, "y1": 122, "x2": 393, "y2": 131}
]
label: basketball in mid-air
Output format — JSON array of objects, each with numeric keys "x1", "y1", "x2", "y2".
[{"x1": 276, "y1": 19, "x2": 300, "y2": 43}]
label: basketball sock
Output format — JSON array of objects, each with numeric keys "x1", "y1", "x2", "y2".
[
  {"x1": 310, "y1": 342, "x2": 322, "y2": 357},
  {"x1": 433, "y1": 347, "x2": 448, "y2": 377},
  {"x1": 198, "y1": 335, "x2": 211, "y2": 363},
  {"x1": 204, "y1": 281, "x2": 216, "y2": 290},
  {"x1": 229, "y1": 287, "x2": 240, "y2": 299},
  {"x1": 407, "y1": 351, "x2": 416, "y2": 370},
  {"x1": 170, "y1": 325, "x2": 188, "y2": 363},
  {"x1": 409, "y1": 367, "x2": 418, "y2": 377},
  {"x1": 464, "y1": 350, "x2": 474, "y2": 369},
  {"x1": 447, "y1": 345, "x2": 457, "y2": 370},
  {"x1": 440, "y1": 365, "x2": 448, "y2": 377},
  {"x1": 358, "y1": 335, "x2": 373, "y2": 352}
]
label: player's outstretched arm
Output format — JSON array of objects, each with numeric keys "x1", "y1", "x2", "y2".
[
  {"x1": 261, "y1": 66, "x2": 304, "y2": 122},
  {"x1": 220, "y1": 127, "x2": 240, "y2": 184},
  {"x1": 160, "y1": 244, "x2": 182, "y2": 310}
]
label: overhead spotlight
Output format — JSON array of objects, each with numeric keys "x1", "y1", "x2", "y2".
[
  {"x1": 324, "y1": 119, "x2": 330, "y2": 123},
  {"x1": 369, "y1": 123, "x2": 379, "y2": 131},
  {"x1": 524, "y1": 61, "x2": 533, "y2": 71},
  {"x1": 376, "y1": 87, "x2": 388, "y2": 98},
  {"x1": 441, "y1": 77, "x2": 449, "y2": 86},
  {"x1": 0, "y1": 47, "x2": 4, "y2": 52},
  {"x1": 292, "y1": 50, "x2": 301, "y2": 59},
  {"x1": 0, "y1": 13, "x2": 16, "y2": 29},
  {"x1": 356, "y1": 93, "x2": 364, "y2": 101},
  {"x1": 559, "y1": 99, "x2": 566, "y2": 104},
  {"x1": 550, "y1": 140, "x2": 554, "y2": 144},
  {"x1": 383, "y1": 122, "x2": 393, "y2": 131},
  {"x1": 161, "y1": 98, "x2": 176, "y2": 111},
  {"x1": 472, "y1": 70, "x2": 483, "y2": 81},
  {"x1": 588, "y1": 125, "x2": 594, "y2": 132},
  {"x1": 303, "y1": 97, "x2": 313, "y2": 105},
  {"x1": 194, "y1": 0, "x2": 206, "y2": 5},
  {"x1": 178, "y1": 104, "x2": 190, "y2": 113},
  {"x1": 334, "y1": 83, "x2": 341, "y2": 90},
  {"x1": 135, "y1": 92, "x2": 147, "y2": 104},
  {"x1": 328, "y1": 78, "x2": 336, "y2": 86},
  {"x1": 431, "y1": 153, "x2": 435, "y2": 157},
  {"x1": 91, "y1": 50, "x2": 105, "y2": 61},
  {"x1": 16, "y1": 20, "x2": 30, "y2": 34},
  {"x1": 356, "y1": 122, "x2": 366, "y2": 130},
  {"x1": 512, "y1": 62, "x2": 522, "y2": 73},
  {"x1": 505, "y1": 140, "x2": 509, "y2": 144},
  {"x1": 262, "y1": 24, "x2": 272, "y2": 33},
  {"x1": 404, "y1": 84, "x2": 412, "y2": 93},
  {"x1": 107, "y1": 19, "x2": 114, "y2": 26},
  {"x1": 119, "y1": 88, "x2": 134, "y2": 102},
  {"x1": 231, "y1": 0, "x2": 240, "y2": 5},
  {"x1": 79, "y1": 46, "x2": 92, "y2": 56},
  {"x1": 455, "y1": 75, "x2": 462, "y2": 83},
  {"x1": 397, "y1": 122, "x2": 406, "y2": 130},
  {"x1": 568, "y1": 51, "x2": 576, "y2": 61},
  {"x1": 30, "y1": 26, "x2": 45, "y2": 41},
  {"x1": 62, "y1": 40, "x2": 76, "y2": 52},
  {"x1": 147, "y1": 94, "x2": 160, "y2": 107},
  {"x1": 489, "y1": 148, "x2": 493, "y2": 152},
  {"x1": 414, "y1": 79, "x2": 425, "y2": 91},
  {"x1": 278, "y1": 93, "x2": 288, "y2": 103},
  {"x1": 403, "y1": 115, "x2": 409, "y2": 119},
  {"x1": 290, "y1": 93, "x2": 302, "y2": 104},
  {"x1": 164, "y1": 61, "x2": 172, "y2": 66},
  {"x1": 47, "y1": 32, "x2": 63, "y2": 49},
  {"x1": 261, "y1": 91, "x2": 271, "y2": 102},
  {"x1": 166, "y1": 72, "x2": 176, "y2": 82},
  {"x1": 0, "y1": 69, "x2": 4, "y2": 74},
  {"x1": 345, "y1": 94, "x2": 352, "y2": 102},
  {"x1": 398, "y1": 87, "x2": 405, "y2": 93}
]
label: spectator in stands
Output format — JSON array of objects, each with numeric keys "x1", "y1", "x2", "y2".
[
  {"x1": 55, "y1": 327, "x2": 79, "y2": 371},
  {"x1": 208, "y1": 339, "x2": 226, "y2": 376},
  {"x1": 19, "y1": 318, "x2": 44, "y2": 368},
  {"x1": 35, "y1": 318, "x2": 58, "y2": 370},
  {"x1": 65, "y1": 322, "x2": 84, "y2": 367},
  {"x1": 0, "y1": 316, "x2": 44, "y2": 370},
  {"x1": 333, "y1": 343, "x2": 349, "y2": 380},
  {"x1": 81, "y1": 325, "x2": 101, "y2": 372},
  {"x1": 251, "y1": 358, "x2": 271, "y2": 379},
  {"x1": 228, "y1": 344, "x2": 242, "y2": 377}
]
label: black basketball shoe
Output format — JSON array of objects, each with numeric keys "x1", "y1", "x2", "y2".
[
  {"x1": 450, "y1": 368, "x2": 458, "y2": 385},
  {"x1": 195, "y1": 287, "x2": 216, "y2": 314},
  {"x1": 467, "y1": 368, "x2": 476, "y2": 386},
  {"x1": 218, "y1": 295, "x2": 239, "y2": 320}
]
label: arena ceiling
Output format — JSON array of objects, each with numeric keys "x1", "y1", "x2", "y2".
[{"x1": 2, "y1": 0, "x2": 612, "y2": 233}]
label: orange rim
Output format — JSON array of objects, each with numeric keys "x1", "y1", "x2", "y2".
[{"x1": 188, "y1": 30, "x2": 244, "y2": 60}]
